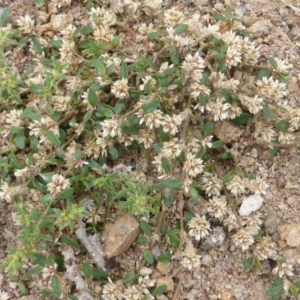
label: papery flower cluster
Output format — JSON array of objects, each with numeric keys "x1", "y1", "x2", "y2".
[{"x1": 188, "y1": 214, "x2": 211, "y2": 241}]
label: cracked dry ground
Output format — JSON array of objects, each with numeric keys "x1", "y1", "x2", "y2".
[{"x1": 2, "y1": 0, "x2": 300, "y2": 299}]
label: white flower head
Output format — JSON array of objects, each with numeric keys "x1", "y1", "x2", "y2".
[
  {"x1": 47, "y1": 174, "x2": 70, "y2": 196},
  {"x1": 111, "y1": 78, "x2": 129, "y2": 99},
  {"x1": 188, "y1": 214, "x2": 211, "y2": 241}
]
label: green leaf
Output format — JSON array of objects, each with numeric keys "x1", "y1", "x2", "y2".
[
  {"x1": 203, "y1": 121, "x2": 213, "y2": 136},
  {"x1": 293, "y1": 280, "x2": 300, "y2": 289},
  {"x1": 143, "y1": 249, "x2": 154, "y2": 264},
  {"x1": 51, "y1": 275, "x2": 61, "y2": 297},
  {"x1": 0, "y1": 8, "x2": 10, "y2": 26},
  {"x1": 83, "y1": 110, "x2": 93, "y2": 123},
  {"x1": 262, "y1": 105, "x2": 276, "y2": 120},
  {"x1": 27, "y1": 265, "x2": 44, "y2": 276},
  {"x1": 268, "y1": 57, "x2": 278, "y2": 68},
  {"x1": 213, "y1": 13, "x2": 226, "y2": 21},
  {"x1": 157, "y1": 126, "x2": 170, "y2": 142},
  {"x1": 242, "y1": 257, "x2": 253, "y2": 272},
  {"x1": 161, "y1": 157, "x2": 171, "y2": 174},
  {"x1": 138, "y1": 234, "x2": 147, "y2": 245},
  {"x1": 277, "y1": 120, "x2": 289, "y2": 132},
  {"x1": 266, "y1": 277, "x2": 283, "y2": 300},
  {"x1": 108, "y1": 146, "x2": 119, "y2": 159},
  {"x1": 190, "y1": 187, "x2": 199, "y2": 203},
  {"x1": 38, "y1": 234, "x2": 53, "y2": 242},
  {"x1": 224, "y1": 6, "x2": 234, "y2": 19},
  {"x1": 147, "y1": 32, "x2": 161, "y2": 40},
  {"x1": 223, "y1": 173, "x2": 233, "y2": 183},
  {"x1": 164, "y1": 188, "x2": 174, "y2": 207},
  {"x1": 211, "y1": 140, "x2": 226, "y2": 149},
  {"x1": 142, "y1": 99, "x2": 160, "y2": 114},
  {"x1": 58, "y1": 188, "x2": 74, "y2": 200},
  {"x1": 123, "y1": 273, "x2": 139, "y2": 284},
  {"x1": 14, "y1": 133, "x2": 25, "y2": 149},
  {"x1": 152, "y1": 285, "x2": 167, "y2": 296},
  {"x1": 161, "y1": 179, "x2": 182, "y2": 189},
  {"x1": 82, "y1": 263, "x2": 93, "y2": 279},
  {"x1": 140, "y1": 220, "x2": 152, "y2": 235},
  {"x1": 46, "y1": 131, "x2": 61, "y2": 147},
  {"x1": 290, "y1": 284, "x2": 299, "y2": 296},
  {"x1": 61, "y1": 235, "x2": 78, "y2": 247},
  {"x1": 93, "y1": 268, "x2": 108, "y2": 279},
  {"x1": 167, "y1": 229, "x2": 180, "y2": 248},
  {"x1": 22, "y1": 107, "x2": 40, "y2": 121},
  {"x1": 157, "y1": 252, "x2": 172, "y2": 263},
  {"x1": 92, "y1": 58, "x2": 106, "y2": 76},
  {"x1": 88, "y1": 88, "x2": 97, "y2": 106},
  {"x1": 81, "y1": 26, "x2": 94, "y2": 35},
  {"x1": 256, "y1": 69, "x2": 271, "y2": 81},
  {"x1": 120, "y1": 61, "x2": 128, "y2": 79},
  {"x1": 29, "y1": 85, "x2": 44, "y2": 94},
  {"x1": 231, "y1": 113, "x2": 252, "y2": 126},
  {"x1": 31, "y1": 37, "x2": 43, "y2": 55},
  {"x1": 111, "y1": 36, "x2": 120, "y2": 47},
  {"x1": 174, "y1": 23, "x2": 188, "y2": 34},
  {"x1": 89, "y1": 40, "x2": 101, "y2": 56}
]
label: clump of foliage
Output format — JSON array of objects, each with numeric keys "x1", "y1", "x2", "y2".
[{"x1": 0, "y1": 1, "x2": 299, "y2": 299}]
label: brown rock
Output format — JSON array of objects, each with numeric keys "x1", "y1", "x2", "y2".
[
  {"x1": 247, "y1": 20, "x2": 272, "y2": 38},
  {"x1": 156, "y1": 261, "x2": 172, "y2": 275},
  {"x1": 156, "y1": 276, "x2": 174, "y2": 292},
  {"x1": 104, "y1": 214, "x2": 140, "y2": 259},
  {"x1": 222, "y1": 291, "x2": 235, "y2": 300},
  {"x1": 213, "y1": 121, "x2": 243, "y2": 142},
  {"x1": 278, "y1": 224, "x2": 300, "y2": 247}
]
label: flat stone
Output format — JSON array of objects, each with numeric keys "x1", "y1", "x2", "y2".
[
  {"x1": 265, "y1": 213, "x2": 279, "y2": 234},
  {"x1": 232, "y1": 286, "x2": 250, "y2": 300},
  {"x1": 213, "y1": 121, "x2": 243, "y2": 142},
  {"x1": 156, "y1": 276, "x2": 174, "y2": 292},
  {"x1": 202, "y1": 254, "x2": 213, "y2": 266},
  {"x1": 278, "y1": 224, "x2": 300, "y2": 247},
  {"x1": 239, "y1": 195, "x2": 264, "y2": 216},
  {"x1": 156, "y1": 261, "x2": 172, "y2": 275},
  {"x1": 247, "y1": 19, "x2": 272, "y2": 38},
  {"x1": 104, "y1": 214, "x2": 140, "y2": 259}
]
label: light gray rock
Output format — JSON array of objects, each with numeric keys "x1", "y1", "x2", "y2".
[
  {"x1": 200, "y1": 227, "x2": 226, "y2": 251},
  {"x1": 201, "y1": 254, "x2": 213, "y2": 266},
  {"x1": 265, "y1": 213, "x2": 279, "y2": 234},
  {"x1": 239, "y1": 195, "x2": 264, "y2": 216},
  {"x1": 278, "y1": 224, "x2": 300, "y2": 247}
]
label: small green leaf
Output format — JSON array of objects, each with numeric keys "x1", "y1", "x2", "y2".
[
  {"x1": 14, "y1": 133, "x2": 25, "y2": 149},
  {"x1": 88, "y1": 88, "x2": 97, "y2": 106},
  {"x1": 277, "y1": 120, "x2": 289, "y2": 132},
  {"x1": 120, "y1": 61, "x2": 128, "y2": 79},
  {"x1": 147, "y1": 32, "x2": 161, "y2": 40},
  {"x1": 268, "y1": 57, "x2": 278, "y2": 68},
  {"x1": 46, "y1": 131, "x2": 61, "y2": 147},
  {"x1": 167, "y1": 229, "x2": 180, "y2": 248},
  {"x1": 22, "y1": 107, "x2": 40, "y2": 121},
  {"x1": 138, "y1": 234, "x2": 147, "y2": 245},
  {"x1": 61, "y1": 235, "x2": 77, "y2": 247},
  {"x1": 157, "y1": 252, "x2": 172, "y2": 262},
  {"x1": 224, "y1": 6, "x2": 233, "y2": 19},
  {"x1": 29, "y1": 85, "x2": 44, "y2": 94},
  {"x1": 51, "y1": 275, "x2": 61, "y2": 297},
  {"x1": 27, "y1": 265, "x2": 44, "y2": 276},
  {"x1": 38, "y1": 234, "x2": 53, "y2": 242},
  {"x1": 123, "y1": 273, "x2": 139, "y2": 284},
  {"x1": 266, "y1": 277, "x2": 283, "y2": 300},
  {"x1": 143, "y1": 249, "x2": 154, "y2": 264},
  {"x1": 83, "y1": 110, "x2": 93, "y2": 123},
  {"x1": 262, "y1": 105, "x2": 276, "y2": 120},
  {"x1": 140, "y1": 220, "x2": 152, "y2": 235},
  {"x1": 0, "y1": 8, "x2": 10, "y2": 26},
  {"x1": 161, "y1": 179, "x2": 182, "y2": 189},
  {"x1": 190, "y1": 187, "x2": 199, "y2": 203},
  {"x1": 93, "y1": 268, "x2": 108, "y2": 279},
  {"x1": 256, "y1": 69, "x2": 271, "y2": 81},
  {"x1": 31, "y1": 37, "x2": 43, "y2": 55},
  {"x1": 211, "y1": 140, "x2": 226, "y2": 149},
  {"x1": 290, "y1": 284, "x2": 299, "y2": 296},
  {"x1": 82, "y1": 263, "x2": 93, "y2": 279},
  {"x1": 242, "y1": 257, "x2": 253, "y2": 272},
  {"x1": 108, "y1": 146, "x2": 119, "y2": 159},
  {"x1": 213, "y1": 13, "x2": 226, "y2": 21},
  {"x1": 111, "y1": 36, "x2": 120, "y2": 47},
  {"x1": 81, "y1": 26, "x2": 94, "y2": 35},
  {"x1": 152, "y1": 285, "x2": 167, "y2": 296},
  {"x1": 92, "y1": 58, "x2": 106, "y2": 76},
  {"x1": 223, "y1": 173, "x2": 233, "y2": 183},
  {"x1": 293, "y1": 280, "x2": 300, "y2": 289},
  {"x1": 174, "y1": 23, "x2": 188, "y2": 34},
  {"x1": 161, "y1": 157, "x2": 171, "y2": 174},
  {"x1": 203, "y1": 121, "x2": 213, "y2": 136},
  {"x1": 142, "y1": 99, "x2": 160, "y2": 114},
  {"x1": 164, "y1": 188, "x2": 174, "y2": 207},
  {"x1": 231, "y1": 113, "x2": 252, "y2": 126}
]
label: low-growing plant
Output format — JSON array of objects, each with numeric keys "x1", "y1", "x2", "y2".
[{"x1": 0, "y1": 1, "x2": 299, "y2": 299}]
